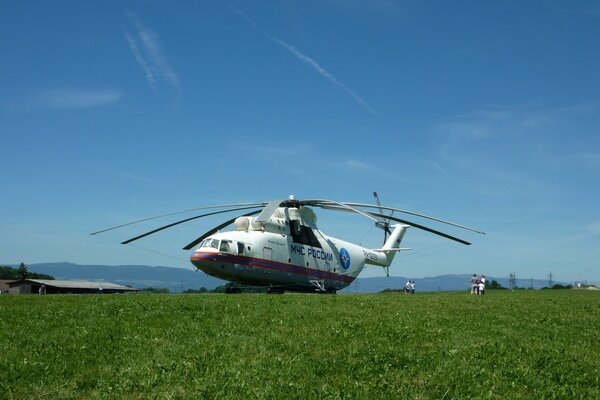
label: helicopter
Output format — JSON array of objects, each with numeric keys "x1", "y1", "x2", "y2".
[{"x1": 91, "y1": 193, "x2": 484, "y2": 294}]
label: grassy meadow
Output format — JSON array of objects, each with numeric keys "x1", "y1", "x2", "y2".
[{"x1": 1, "y1": 290, "x2": 599, "y2": 399}]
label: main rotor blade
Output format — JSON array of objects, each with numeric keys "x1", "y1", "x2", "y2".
[
  {"x1": 91, "y1": 202, "x2": 267, "y2": 236},
  {"x1": 121, "y1": 206, "x2": 262, "y2": 245},
  {"x1": 373, "y1": 192, "x2": 387, "y2": 217},
  {"x1": 182, "y1": 210, "x2": 261, "y2": 250},
  {"x1": 365, "y1": 211, "x2": 473, "y2": 245},
  {"x1": 373, "y1": 192, "x2": 391, "y2": 245},
  {"x1": 312, "y1": 203, "x2": 473, "y2": 245},
  {"x1": 311, "y1": 200, "x2": 485, "y2": 235}
]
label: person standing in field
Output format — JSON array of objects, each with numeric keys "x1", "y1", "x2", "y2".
[
  {"x1": 470, "y1": 274, "x2": 478, "y2": 294},
  {"x1": 410, "y1": 281, "x2": 416, "y2": 294},
  {"x1": 479, "y1": 275, "x2": 486, "y2": 295},
  {"x1": 405, "y1": 280, "x2": 411, "y2": 294}
]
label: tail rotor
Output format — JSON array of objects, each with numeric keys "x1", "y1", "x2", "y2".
[{"x1": 373, "y1": 191, "x2": 393, "y2": 276}]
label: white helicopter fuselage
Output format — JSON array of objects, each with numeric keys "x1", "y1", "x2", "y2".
[{"x1": 190, "y1": 207, "x2": 407, "y2": 292}]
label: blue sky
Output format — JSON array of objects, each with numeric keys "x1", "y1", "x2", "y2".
[{"x1": 1, "y1": 1, "x2": 599, "y2": 284}]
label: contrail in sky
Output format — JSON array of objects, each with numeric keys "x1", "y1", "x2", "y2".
[
  {"x1": 124, "y1": 12, "x2": 180, "y2": 91},
  {"x1": 230, "y1": 6, "x2": 376, "y2": 114},
  {"x1": 124, "y1": 31, "x2": 155, "y2": 85}
]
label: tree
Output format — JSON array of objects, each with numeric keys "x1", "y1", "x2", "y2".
[
  {"x1": 140, "y1": 287, "x2": 170, "y2": 294},
  {"x1": 0, "y1": 266, "x2": 53, "y2": 280},
  {"x1": 17, "y1": 262, "x2": 28, "y2": 280},
  {"x1": 552, "y1": 284, "x2": 572, "y2": 289},
  {"x1": 0, "y1": 266, "x2": 18, "y2": 279},
  {"x1": 488, "y1": 280, "x2": 506, "y2": 290},
  {"x1": 183, "y1": 287, "x2": 209, "y2": 294}
]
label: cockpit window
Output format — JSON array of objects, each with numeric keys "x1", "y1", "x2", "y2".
[
  {"x1": 207, "y1": 239, "x2": 219, "y2": 249},
  {"x1": 237, "y1": 242, "x2": 245, "y2": 254}
]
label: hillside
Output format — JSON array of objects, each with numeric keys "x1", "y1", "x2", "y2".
[{"x1": 26, "y1": 262, "x2": 223, "y2": 293}]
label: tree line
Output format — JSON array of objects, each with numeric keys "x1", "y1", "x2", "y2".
[{"x1": 0, "y1": 263, "x2": 55, "y2": 280}]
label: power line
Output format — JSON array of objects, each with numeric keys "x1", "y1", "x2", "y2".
[{"x1": 509, "y1": 272, "x2": 516, "y2": 290}]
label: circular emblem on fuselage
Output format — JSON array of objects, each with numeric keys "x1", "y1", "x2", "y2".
[{"x1": 339, "y1": 248, "x2": 351, "y2": 270}]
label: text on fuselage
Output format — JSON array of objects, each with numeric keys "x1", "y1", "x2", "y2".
[{"x1": 290, "y1": 244, "x2": 334, "y2": 262}]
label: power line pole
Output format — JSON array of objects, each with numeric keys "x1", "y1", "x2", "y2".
[
  {"x1": 548, "y1": 272, "x2": 553, "y2": 288},
  {"x1": 509, "y1": 272, "x2": 516, "y2": 290}
]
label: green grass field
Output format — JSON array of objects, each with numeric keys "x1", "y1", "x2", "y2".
[{"x1": 1, "y1": 290, "x2": 599, "y2": 399}]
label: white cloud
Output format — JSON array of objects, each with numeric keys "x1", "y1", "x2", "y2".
[
  {"x1": 573, "y1": 153, "x2": 600, "y2": 169},
  {"x1": 227, "y1": 140, "x2": 380, "y2": 175},
  {"x1": 36, "y1": 88, "x2": 121, "y2": 109},
  {"x1": 432, "y1": 161, "x2": 448, "y2": 175},
  {"x1": 230, "y1": 6, "x2": 375, "y2": 114},
  {"x1": 341, "y1": 159, "x2": 378, "y2": 171},
  {"x1": 324, "y1": 0, "x2": 403, "y2": 17},
  {"x1": 431, "y1": 102, "x2": 600, "y2": 199},
  {"x1": 124, "y1": 13, "x2": 180, "y2": 91},
  {"x1": 437, "y1": 103, "x2": 599, "y2": 143},
  {"x1": 119, "y1": 173, "x2": 156, "y2": 184},
  {"x1": 557, "y1": 221, "x2": 600, "y2": 243},
  {"x1": 435, "y1": 107, "x2": 550, "y2": 141},
  {"x1": 228, "y1": 141, "x2": 312, "y2": 157}
]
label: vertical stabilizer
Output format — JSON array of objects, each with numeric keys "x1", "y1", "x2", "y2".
[{"x1": 382, "y1": 224, "x2": 409, "y2": 266}]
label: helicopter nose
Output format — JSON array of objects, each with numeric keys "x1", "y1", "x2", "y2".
[
  {"x1": 190, "y1": 251, "x2": 211, "y2": 267},
  {"x1": 190, "y1": 253, "x2": 212, "y2": 275},
  {"x1": 190, "y1": 250, "x2": 222, "y2": 273}
]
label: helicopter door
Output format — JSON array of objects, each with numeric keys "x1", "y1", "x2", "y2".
[
  {"x1": 263, "y1": 247, "x2": 272, "y2": 260},
  {"x1": 237, "y1": 242, "x2": 245, "y2": 255}
]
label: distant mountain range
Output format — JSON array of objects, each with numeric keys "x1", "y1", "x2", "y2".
[{"x1": 18, "y1": 262, "x2": 563, "y2": 293}]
